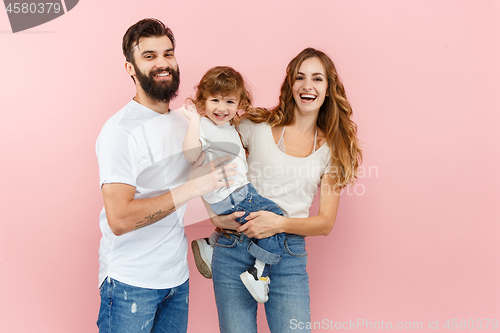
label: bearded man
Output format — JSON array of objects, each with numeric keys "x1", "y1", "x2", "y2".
[{"x1": 95, "y1": 18, "x2": 235, "y2": 333}]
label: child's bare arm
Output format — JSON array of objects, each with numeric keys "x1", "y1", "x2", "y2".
[{"x1": 180, "y1": 104, "x2": 203, "y2": 162}]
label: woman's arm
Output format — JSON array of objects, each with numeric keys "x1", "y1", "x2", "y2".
[{"x1": 237, "y1": 173, "x2": 340, "y2": 238}]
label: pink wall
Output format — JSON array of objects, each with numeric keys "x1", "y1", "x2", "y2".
[{"x1": 1, "y1": 0, "x2": 499, "y2": 332}]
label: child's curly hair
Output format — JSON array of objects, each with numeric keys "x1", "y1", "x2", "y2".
[{"x1": 188, "y1": 66, "x2": 253, "y2": 125}]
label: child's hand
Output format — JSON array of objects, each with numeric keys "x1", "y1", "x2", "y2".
[{"x1": 180, "y1": 104, "x2": 200, "y2": 121}]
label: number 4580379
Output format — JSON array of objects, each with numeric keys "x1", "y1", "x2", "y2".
[
  {"x1": 6, "y1": 3, "x2": 61, "y2": 14},
  {"x1": 443, "y1": 319, "x2": 498, "y2": 330}
]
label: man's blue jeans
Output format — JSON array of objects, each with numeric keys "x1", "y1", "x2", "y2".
[
  {"x1": 97, "y1": 277, "x2": 189, "y2": 333},
  {"x1": 210, "y1": 183, "x2": 286, "y2": 265}
]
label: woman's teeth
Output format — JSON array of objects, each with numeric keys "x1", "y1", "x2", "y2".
[
  {"x1": 300, "y1": 94, "x2": 316, "y2": 101},
  {"x1": 300, "y1": 94, "x2": 316, "y2": 102}
]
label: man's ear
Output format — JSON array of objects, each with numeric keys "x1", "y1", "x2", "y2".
[{"x1": 125, "y1": 61, "x2": 136, "y2": 77}]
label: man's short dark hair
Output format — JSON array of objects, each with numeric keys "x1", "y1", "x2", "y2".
[{"x1": 122, "y1": 18, "x2": 176, "y2": 62}]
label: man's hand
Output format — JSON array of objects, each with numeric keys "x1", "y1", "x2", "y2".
[
  {"x1": 201, "y1": 198, "x2": 243, "y2": 231},
  {"x1": 186, "y1": 153, "x2": 238, "y2": 198}
]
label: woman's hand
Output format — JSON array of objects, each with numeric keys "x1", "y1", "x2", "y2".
[{"x1": 237, "y1": 211, "x2": 284, "y2": 239}]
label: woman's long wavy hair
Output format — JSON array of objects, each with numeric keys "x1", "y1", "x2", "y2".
[{"x1": 244, "y1": 48, "x2": 362, "y2": 188}]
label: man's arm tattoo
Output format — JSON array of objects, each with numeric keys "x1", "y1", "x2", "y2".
[{"x1": 135, "y1": 206, "x2": 178, "y2": 230}]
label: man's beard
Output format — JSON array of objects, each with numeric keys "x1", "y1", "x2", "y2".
[{"x1": 133, "y1": 63, "x2": 180, "y2": 103}]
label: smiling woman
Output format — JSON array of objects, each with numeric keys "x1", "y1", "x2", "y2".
[
  {"x1": 206, "y1": 47, "x2": 363, "y2": 333},
  {"x1": 292, "y1": 57, "x2": 329, "y2": 115}
]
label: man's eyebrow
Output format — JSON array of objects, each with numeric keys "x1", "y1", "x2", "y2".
[{"x1": 140, "y1": 48, "x2": 174, "y2": 56}]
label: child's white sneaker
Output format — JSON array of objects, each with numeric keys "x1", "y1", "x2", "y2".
[
  {"x1": 240, "y1": 267, "x2": 270, "y2": 303},
  {"x1": 191, "y1": 238, "x2": 213, "y2": 279}
]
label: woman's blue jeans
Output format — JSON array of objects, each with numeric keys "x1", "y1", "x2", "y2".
[{"x1": 212, "y1": 232, "x2": 311, "y2": 332}]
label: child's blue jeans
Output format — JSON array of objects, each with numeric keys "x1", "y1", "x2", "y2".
[{"x1": 210, "y1": 183, "x2": 285, "y2": 265}]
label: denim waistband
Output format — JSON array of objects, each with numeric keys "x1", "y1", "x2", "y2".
[{"x1": 221, "y1": 229, "x2": 304, "y2": 241}]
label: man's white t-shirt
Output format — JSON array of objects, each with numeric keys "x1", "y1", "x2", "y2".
[{"x1": 96, "y1": 100, "x2": 191, "y2": 289}]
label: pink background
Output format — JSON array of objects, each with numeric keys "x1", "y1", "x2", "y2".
[{"x1": 1, "y1": 0, "x2": 499, "y2": 332}]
